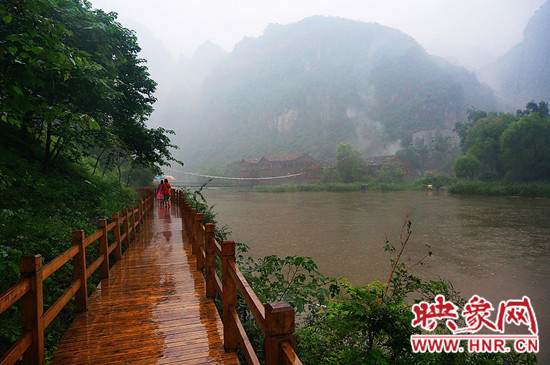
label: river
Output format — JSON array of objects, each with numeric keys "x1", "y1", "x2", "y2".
[{"x1": 203, "y1": 189, "x2": 550, "y2": 361}]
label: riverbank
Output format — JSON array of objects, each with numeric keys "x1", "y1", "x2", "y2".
[
  {"x1": 244, "y1": 179, "x2": 550, "y2": 197},
  {"x1": 449, "y1": 180, "x2": 550, "y2": 197},
  {"x1": 247, "y1": 181, "x2": 419, "y2": 193}
]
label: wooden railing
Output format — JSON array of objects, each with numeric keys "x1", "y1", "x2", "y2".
[
  {"x1": 0, "y1": 189, "x2": 154, "y2": 365},
  {"x1": 174, "y1": 190, "x2": 303, "y2": 365}
]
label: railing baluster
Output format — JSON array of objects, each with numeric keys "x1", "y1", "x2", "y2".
[
  {"x1": 98, "y1": 219, "x2": 109, "y2": 279},
  {"x1": 72, "y1": 230, "x2": 88, "y2": 312},
  {"x1": 122, "y1": 208, "x2": 130, "y2": 249},
  {"x1": 129, "y1": 206, "x2": 136, "y2": 241},
  {"x1": 222, "y1": 240, "x2": 238, "y2": 352},
  {"x1": 195, "y1": 213, "x2": 204, "y2": 271},
  {"x1": 189, "y1": 208, "x2": 197, "y2": 248},
  {"x1": 20, "y1": 255, "x2": 44, "y2": 365},
  {"x1": 205, "y1": 223, "x2": 216, "y2": 298},
  {"x1": 136, "y1": 200, "x2": 142, "y2": 233},
  {"x1": 112, "y1": 212, "x2": 122, "y2": 262}
]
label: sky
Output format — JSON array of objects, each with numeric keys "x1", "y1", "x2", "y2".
[{"x1": 89, "y1": 0, "x2": 545, "y2": 69}]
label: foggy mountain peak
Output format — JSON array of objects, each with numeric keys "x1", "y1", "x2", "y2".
[
  {"x1": 477, "y1": 0, "x2": 550, "y2": 108},
  {"x1": 162, "y1": 16, "x2": 497, "y2": 170},
  {"x1": 192, "y1": 41, "x2": 228, "y2": 62}
]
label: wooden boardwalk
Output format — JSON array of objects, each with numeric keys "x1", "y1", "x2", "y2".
[{"x1": 51, "y1": 204, "x2": 239, "y2": 364}]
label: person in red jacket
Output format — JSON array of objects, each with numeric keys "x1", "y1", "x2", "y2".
[{"x1": 162, "y1": 179, "x2": 172, "y2": 207}]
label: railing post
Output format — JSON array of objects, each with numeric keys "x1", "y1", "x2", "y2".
[
  {"x1": 98, "y1": 219, "x2": 109, "y2": 280},
  {"x1": 129, "y1": 206, "x2": 136, "y2": 241},
  {"x1": 265, "y1": 302, "x2": 296, "y2": 365},
  {"x1": 195, "y1": 213, "x2": 205, "y2": 271},
  {"x1": 122, "y1": 208, "x2": 130, "y2": 249},
  {"x1": 205, "y1": 223, "x2": 216, "y2": 298},
  {"x1": 112, "y1": 212, "x2": 122, "y2": 262},
  {"x1": 136, "y1": 200, "x2": 142, "y2": 233},
  {"x1": 72, "y1": 230, "x2": 88, "y2": 313},
  {"x1": 183, "y1": 203, "x2": 192, "y2": 235},
  {"x1": 222, "y1": 240, "x2": 238, "y2": 352},
  {"x1": 20, "y1": 255, "x2": 44, "y2": 365},
  {"x1": 189, "y1": 208, "x2": 197, "y2": 246},
  {"x1": 186, "y1": 203, "x2": 193, "y2": 233},
  {"x1": 192, "y1": 212, "x2": 200, "y2": 255}
]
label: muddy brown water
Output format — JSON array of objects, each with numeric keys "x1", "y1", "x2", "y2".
[{"x1": 203, "y1": 189, "x2": 550, "y2": 362}]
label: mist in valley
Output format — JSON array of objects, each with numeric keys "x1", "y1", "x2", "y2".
[{"x1": 90, "y1": 0, "x2": 549, "y2": 172}]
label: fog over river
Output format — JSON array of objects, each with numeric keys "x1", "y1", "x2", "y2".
[{"x1": 203, "y1": 189, "x2": 550, "y2": 361}]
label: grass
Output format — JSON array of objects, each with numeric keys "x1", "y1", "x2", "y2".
[
  {"x1": 449, "y1": 180, "x2": 550, "y2": 197},
  {"x1": 245, "y1": 174, "x2": 550, "y2": 198},
  {"x1": 247, "y1": 181, "x2": 426, "y2": 193},
  {"x1": 250, "y1": 182, "x2": 366, "y2": 192}
]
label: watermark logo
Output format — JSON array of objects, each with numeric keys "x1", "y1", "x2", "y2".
[{"x1": 410, "y1": 295, "x2": 539, "y2": 354}]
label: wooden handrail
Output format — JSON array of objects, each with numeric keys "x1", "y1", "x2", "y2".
[
  {"x1": 230, "y1": 305, "x2": 261, "y2": 365},
  {"x1": 0, "y1": 331, "x2": 32, "y2": 365},
  {"x1": 0, "y1": 188, "x2": 155, "y2": 365},
  {"x1": 280, "y1": 342, "x2": 303, "y2": 365},
  {"x1": 42, "y1": 245, "x2": 80, "y2": 281},
  {"x1": 0, "y1": 279, "x2": 31, "y2": 315},
  {"x1": 176, "y1": 189, "x2": 301, "y2": 365},
  {"x1": 229, "y1": 261, "x2": 267, "y2": 332}
]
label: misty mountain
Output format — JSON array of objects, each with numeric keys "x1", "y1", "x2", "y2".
[
  {"x1": 163, "y1": 42, "x2": 228, "y2": 115},
  {"x1": 168, "y1": 16, "x2": 497, "y2": 170},
  {"x1": 119, "y1": 22, "x2": 229, "y2": 130},
  {"x1": 123, "y1": 20, "x2": 177, "y2": 117},
  {"x1": 478, "y1": 1, "x2": 550, "y2": 109}
]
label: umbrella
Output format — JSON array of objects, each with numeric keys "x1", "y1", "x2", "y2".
[{"x1": 159, "y1": 175, "x2": 176, "y2": 181}]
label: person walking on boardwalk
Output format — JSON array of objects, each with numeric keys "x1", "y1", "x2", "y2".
[
  {"x1": 156, "y1": 180, "x2": 164, "y2": 203},
  {"x1": 162, "y1": 178, "x2": 172, "y2": 207}
]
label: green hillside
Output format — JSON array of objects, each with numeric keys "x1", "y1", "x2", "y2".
[{"x1": 171, "y1": 16, "x2": 497, "y2": 170}]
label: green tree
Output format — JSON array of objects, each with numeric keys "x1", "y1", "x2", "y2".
[
  {"x1": 463, "y1": 113, "x2": 516, "y2": 179},
  {"x1": 500, "y1": 112, "x2": 550, "y2": 181},
  {"x1": 453, "y1": 154, "x2": 481, "y2": 180},
  {"x1": 516, "y1": 101, "x2": 549, "y2": 119},
  {"x1": 336, "y1": 143, "x2": 365, "y2": 182},
  {"x1": 0, "y1": 0, "x2": 179, "y2": 174},
  {"x1": 397, "y1": 143, "x2": 430, "y2": 175},
  {"x1": 376, "y1": 164, "x2": 405, "y2": 184},
  {"x1": 454, "y1": 107, "x2": 488, "y2": 153}
]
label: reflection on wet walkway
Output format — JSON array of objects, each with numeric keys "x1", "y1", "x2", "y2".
[{"x1": 52, "y1": 203, "x2": 238, "y2": 364}]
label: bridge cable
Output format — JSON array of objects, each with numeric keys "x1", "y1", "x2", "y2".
[{"x1": 161, "y1": 167, "x2": 305, "y2": 181}]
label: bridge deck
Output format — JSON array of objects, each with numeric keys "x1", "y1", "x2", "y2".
[{"x1": 52, "y1": 204, "x2": 239, "y2": 364}]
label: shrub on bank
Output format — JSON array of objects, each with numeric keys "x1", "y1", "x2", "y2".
[
  {"x1": 449, "y1": 180, "x2": 550, "y2": 197},
  {"x1": 252, "y1": 182, "x2": 366, "y2": 192}
]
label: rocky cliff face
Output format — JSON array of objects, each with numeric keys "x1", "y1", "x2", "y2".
[{"x1": 164, "y1": 16, "x2": 497, "y2": 170}]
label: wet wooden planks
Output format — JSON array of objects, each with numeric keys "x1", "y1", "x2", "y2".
[{"x1": 52, "y1": 205, "x2": 239, "y2": 364}]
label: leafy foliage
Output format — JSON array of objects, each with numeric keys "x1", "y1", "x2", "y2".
[
  {"x1": 397, "y1": 132, "x2": 461, "y2": 177},
  {"x1": 0, "y1": 133, "x2": 141, "y2": 359},
  {"x1": 336, "y1": 143, "x2": 366, "y2": 183},
  {"x1": 454, "y1": 101, "x2": 550, "y2": 182},
  {"x1": 500, "y1": 112, "x2": 550, "y2": 181},
  {"x1": 241, "y1": 255, "x2": 339, "y2": 315},
  {"x1": 294, "y1": 217, "x2": 536, "y2": 364},
  {"x1": 453, "y1": 154, "x2": 482, "y2": 180},
  {"x1": 0, "y1": 0, "x2": 180, "y2": 175}
]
